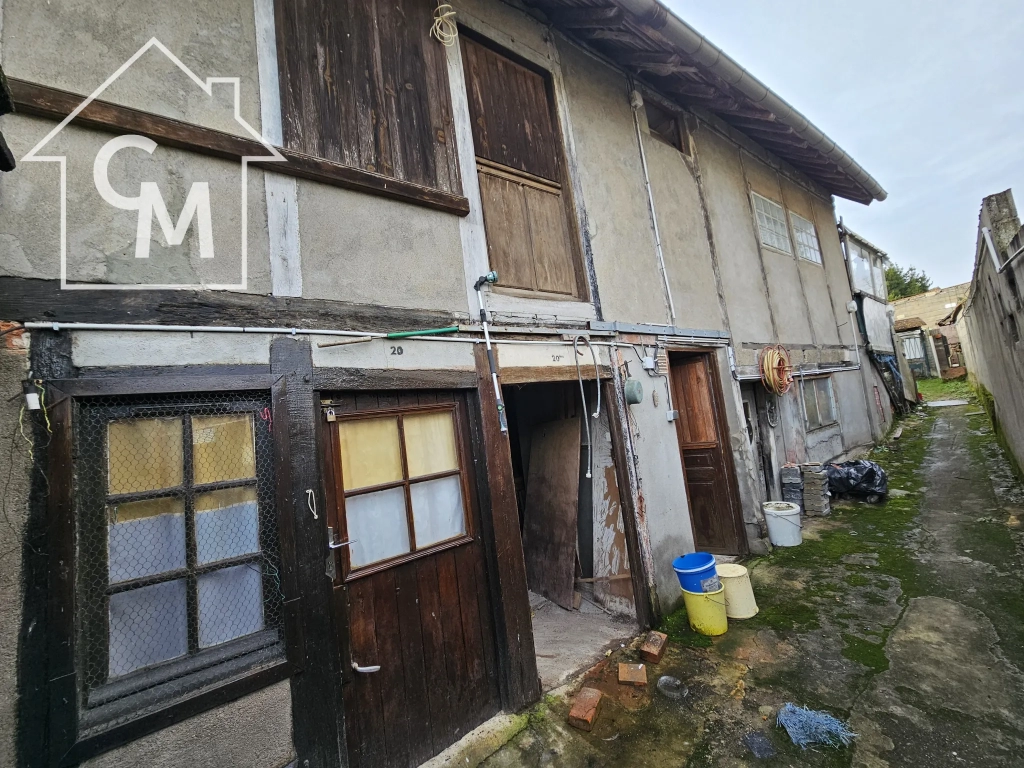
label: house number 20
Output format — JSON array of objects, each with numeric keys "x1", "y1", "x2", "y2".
[{"x1": 390, "y1": 345, "x2": 404, "y2": 355}]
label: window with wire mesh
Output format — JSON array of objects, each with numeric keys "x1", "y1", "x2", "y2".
[
  {"x1": 751, "y1": 192, "x2": 793, "y2": 254},
  {"x1": 73, "y1": 392, "x2": 284, "y2": 732}
]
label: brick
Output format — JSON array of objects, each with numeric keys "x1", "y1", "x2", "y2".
[
  {"x1": 568, "y1": 687, "x2": 603, "y2": 731},
  {"x1": 639, "y1": 631, "x2": 668, "y2": 664},
  {"x1": 618, "y1": 662, "x2": 647, "y2": 686}
]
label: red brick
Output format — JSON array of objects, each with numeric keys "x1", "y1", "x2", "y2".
[
  {"x1": 618, "y1": 662, "x2": 647, "y2": 686},
  {"x1": 639, "y1": 630, "x2": 668, "y2": 664},
  {"x1": 568, "y1": 687, "x2": 603, "y2": 731}
]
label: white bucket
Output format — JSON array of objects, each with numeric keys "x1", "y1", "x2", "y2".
[
  {"x1": 763, "y1": 501, "x2": 802, "y2": 547},
  {"x1": 717, "y1": 563, "x2": 759, "y2": 619}
]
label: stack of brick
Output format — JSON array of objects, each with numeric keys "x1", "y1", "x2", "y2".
[
  {"x1": 781, "y1": 465, "x2": 803, "y2": 508},
  {"x1": 800, "y1": 463, "x2": 831, "y2": 516}
]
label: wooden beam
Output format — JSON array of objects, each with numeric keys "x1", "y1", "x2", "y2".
[
  {"x1": 499, "y1": 364, "x2": 610, "y2": 385},
  {"x1": 0, "y1": 277, "x2": 465, "y2": 333},
  {"x1": 618, "y1": 52, "x2": 697, "y2": 77},
  {"x1": 548, "y1": 6, "x2": 623, "y2": 28},
  {"x1": 8, "y1": 78, "x2": 470, "y2": 216},
  {"x1": 313, "y1": 367, "x2": 478, "y2": 391},
  {"x1": 585, "y1": 28, "x2": 643, "y2": 45}
]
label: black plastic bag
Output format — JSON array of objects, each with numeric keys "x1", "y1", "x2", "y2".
[{"x1": 826, "y1": 460, "x2": 888, "y2": 500}]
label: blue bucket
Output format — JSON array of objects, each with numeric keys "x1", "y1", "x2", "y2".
[{"x1": 672, "y1": 552, "x2": 719, "y2": 593}]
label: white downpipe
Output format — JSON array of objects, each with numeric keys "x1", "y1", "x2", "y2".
[{"x1": 630, "y1": 93, "x2": 676, "y2": 322}]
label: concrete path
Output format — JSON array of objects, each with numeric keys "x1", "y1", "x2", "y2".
[{"x1": 475, "y1": 403, "x2": 1024, "y2": 767}]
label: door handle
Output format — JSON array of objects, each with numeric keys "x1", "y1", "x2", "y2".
[
  {"x1": 352, "y1": 661, "x2": 381, "y2": 674},
  {"x1": 327, "y1": 526, "x2": 355, "y2": 550}
]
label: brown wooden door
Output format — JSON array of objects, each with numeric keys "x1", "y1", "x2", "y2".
[
  {"x1": 670, "y1": 354, "x2": 747, "y2": 554},
  {"x1": 322, "y1": 391, "x2": 501, "y2": 768},
  {"x1": 522, "y1": 416, "x2": 581, "y2": 609}
]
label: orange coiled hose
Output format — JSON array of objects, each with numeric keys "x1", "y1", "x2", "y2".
[{"x1": 759, "y1": 344, "x2": 793, "y2": 395}]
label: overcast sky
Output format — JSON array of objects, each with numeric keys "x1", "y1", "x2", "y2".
[{"x1": 667, "y1": 0, "x2": 1024, "y2": 288}]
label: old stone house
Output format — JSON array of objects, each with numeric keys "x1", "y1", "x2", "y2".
[{"x1": 0, "y1": 0, "x2": 886, "y2": 765}]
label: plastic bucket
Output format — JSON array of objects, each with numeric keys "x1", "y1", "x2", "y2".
[
  {"x1": 681, "y1": 586, "x2": 728, "y2": 636},
  {"x1": 672, "y1": 552, "x2": 720, "y2": 592},
  {"x1": 763, "y1": 501, "x2": 802, "y2": 547},
  {"x1": 717, "y1": 563, "x2": 759, "y2": 619}
]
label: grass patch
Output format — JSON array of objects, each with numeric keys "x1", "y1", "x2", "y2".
[
  {"x1": 660, "y1": 605, "x2": 713, "y2": 648},
  {"x1": 841, "y1": 633, "x2": 889, "y2": 673},
  {"x1": 916, "y1": 377, "x2": 974, "y2": 403}
]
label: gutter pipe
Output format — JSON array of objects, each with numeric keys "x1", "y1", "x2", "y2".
[{"x1": 611, "y1": 0, "x2": 887, "y2": 203}]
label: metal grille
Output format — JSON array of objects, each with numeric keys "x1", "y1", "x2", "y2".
[{"x1": 73, "y1": 392, "x2": 283, "y2": 731}]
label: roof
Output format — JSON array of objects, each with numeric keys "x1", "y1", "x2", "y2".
[
  {"x1": 530, "y1": 0, "x2": 886, "y2": 204},
  {"x1": 894, "y1": 317, "x2": 926, "y2": 332}
]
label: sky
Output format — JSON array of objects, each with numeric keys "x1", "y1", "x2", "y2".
[{"x1": 667, "y1": 0, "x2": 1024, "y2": 288}]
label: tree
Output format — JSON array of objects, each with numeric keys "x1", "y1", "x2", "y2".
[{"x1": 885, "y1": 264, "x2": 933, "y2": 300}]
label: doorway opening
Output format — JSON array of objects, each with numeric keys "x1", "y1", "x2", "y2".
[
  {"x1": 669, "y1": 351, "x2": 748, "y2": 555},
  {"x1": 503, "y1": 380, "x2": 636, "y2": 690}
]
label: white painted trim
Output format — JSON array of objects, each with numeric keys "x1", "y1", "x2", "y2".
[
  {"x1": 448, "y1": 10, "x2": 597, "y2": 323},
  {"x1": 253, "y1": 0, "x2": 301, "y2": 296}
]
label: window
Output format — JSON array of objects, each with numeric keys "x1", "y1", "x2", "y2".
[
  {"x1": 644, "y1": 100, "x2": 689, "y2": 155},
  {"x1": 461, "y1": 34, "x2": 584, "y2": 298},
  {"x1": 902, "y1": 335, "x2": 925, "y2": 360},
  {"x1": 789, "y1": 212, "x2": 822, "y2": 264},
  {"x1": 275, "y1": 0, "x2": 460, "y2": 193},
  {"x1": 803, "y1": 377, "x2": 838, "y2": 430},
  {"x1": 333, "y1": 406, "x2": 470, "y2": 574},
  {"x1": 73, "y1": 393, "x2": 285, "y2": 733},
  {"x1": 751, "y1": 192, "x2": 793, "y2": 254}
]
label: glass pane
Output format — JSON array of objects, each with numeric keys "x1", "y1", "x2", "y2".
[
  {"x1": 108, "y1": 417, "x2": 183, "y2": 494},
  {"x1": 196, "y1": 487, "x2": 260, "y2": 565},
  {"x1": 411, "y1": 475, "x2": 466, "y2": 548},
  {"x1": 803, "y1": 381, "x2": 820, "y2": 429},
  {"x1": 197, "y1": 564, "x2": 265, "y2": 647},
  {"x1": 108, "y1": 497, "x2": 186, "y2": 583},
  {"x1": 346, "y1": 486, "x2": 410, "y2": 568},
  {"x1": 108, "y1": 579, "x2": 188, "y2": 677},
  {"x1": 816, "y1": 380, "x2": 836, "y2": 426},
  {"x1": 404, "y1": 411, "x2": 459, "y2": 478},
  {"x1": 192, "y1": 414, "x2": 256, "y2": 485},
  {"x1": 338, "y1": 417, "x2": 402, "y2": 491}
]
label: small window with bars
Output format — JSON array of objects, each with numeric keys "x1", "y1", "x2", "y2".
[
  {"x1": 803, "y1": 377, "x2": 838, "y2": 431},
  {"x1": 790, "y1": 211, "x2": 823, "y2": 264},
  {"x1": 74, "y1": 393, "x2": 284, "y2": 733},
  {"x1": 330, "y1": 405, "x2": 471, "y2": 576},
  {"x1": 751, "y1": 192, "x2": 793, "y2": 254}
]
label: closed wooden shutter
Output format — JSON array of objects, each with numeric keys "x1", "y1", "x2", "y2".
[
  {"x1": 462, "y1": 36, "x2": 582, "y2": 298},
  {"x1": 275, "y1": 0, "x2": 461, "y2": 193}
]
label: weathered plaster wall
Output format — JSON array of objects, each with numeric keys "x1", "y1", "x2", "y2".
[
  {"x1": 71, "y1": 331, "x2": 274, "y2": 367},
  {"x1": 1, "y1": 0, "x2": 263, "y2": 136},
  {"x1": 81, "y1": 681, "x2": 295, "y2": 768},
  {"x1": 0, "y1": 114, "x2": 273, "y2": 293},
  {"x1": 556, "y1": 43, "x2": 669, "y2": 326},
  {"x1": 0, "y1": 336, "x2": 31, "y2": 768},
  {"x1": 295, "y1": 182, "x2": 469, "y2": 314}
]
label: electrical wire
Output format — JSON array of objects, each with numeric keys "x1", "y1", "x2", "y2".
[
  {"x1": 430, "y1": 3, "x2": 458, "y2": 46},
  {"x1": 573, "y1": 335, "x2": 601, "y2": 479},
  {"x1": 758, "y1": 344, "x2": 793, "y2": 395}
]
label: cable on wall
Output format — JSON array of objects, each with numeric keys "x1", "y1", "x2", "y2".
[
  {"x1": 758, "y1": 344, "x2": 793, "y2": 395},
  {"x1": 430, "y1": 3, "x2": 458, "y2": 46}
]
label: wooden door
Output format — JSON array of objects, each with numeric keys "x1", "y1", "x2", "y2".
[
  {"x1": 322, "y1": 391, "x2": 501, "y2": 768},
  {"x1": 521, "y1": 416, "x2": 581, "y2": 609},
  {"x1": 670, "y1": 354, "x2": 747, "y2": 554}
]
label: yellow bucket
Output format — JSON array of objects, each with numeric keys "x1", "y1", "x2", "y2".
[
  {"x1": 717, "y1": 563, "x2": 759, "y2": 619},
  {"x1": 681, "y1": 586, "x2": 728, "y2": 636}
]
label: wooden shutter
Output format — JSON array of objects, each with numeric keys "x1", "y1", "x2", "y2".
[
  {"x1": 275, "y1": 0, "x2": 461, "y2": 193},
  {"x1": 462, "y1": 36, "x2": 582, "y2": 298}
]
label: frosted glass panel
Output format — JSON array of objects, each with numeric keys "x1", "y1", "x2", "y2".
[
  {"x1": 109, "y1": 579, "x2": 188, "y2": 676},
  {"x1": 346, "y1": 487, "x2": 410, "y2": 567},
  {"x1": 108, "y1": 497, "x2": 186, "y2": 583},
  {"x1": 196, "y1": 487, "x2": 260, "y2": 565},
  {"x1": 192, "y1": 415, "x2": 256, "y2": 485},
  {"x1": 338, "y1": 418, "x2": 402, "y2": 490},
  {"x1": 197, "y1": 564, "x2": 265, "y2": 647},
  {"x1": 107, "y1": 417, "x2": 182, "y2": 494},
  {"x1": 404, "y1": 411, "x2": 458, "y2": 478},
  {"x1": 411, "y1": 475, "x2": 466, "y2": 547}
]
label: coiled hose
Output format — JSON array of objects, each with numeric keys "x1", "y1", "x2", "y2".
[{"x1": 759, "y1": 344, "x2": 793, "y2": 395}]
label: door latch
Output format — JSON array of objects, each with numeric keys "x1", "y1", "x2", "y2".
[{"x1": 352, "y1": 661, "x2": 381, "y2": 674}]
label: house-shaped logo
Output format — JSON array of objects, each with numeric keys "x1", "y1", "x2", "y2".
[{"x1": 22, "y1": 38, "x2": 284, "y2": 290}]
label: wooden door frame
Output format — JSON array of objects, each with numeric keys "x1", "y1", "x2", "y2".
[{"x1": 668, "y1": 349, "x2": 748, "y2": 556}]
